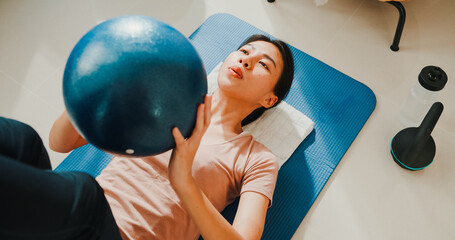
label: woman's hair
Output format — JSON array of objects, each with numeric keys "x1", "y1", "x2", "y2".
[{"x1": 240, "y1": 34, "x2": 294, "y2": 126}]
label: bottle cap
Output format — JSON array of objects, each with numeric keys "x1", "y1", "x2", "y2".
[{"x1": 419, "y1": 66, "x2": 448, "y2": 91}]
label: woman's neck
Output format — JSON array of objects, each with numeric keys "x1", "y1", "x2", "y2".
[
  {"x1": 211, "y1": 90, "x2": 257, "y2": 131},
  {"x1": 201, "y1": 90, "x2": 257, "y2": 143}
]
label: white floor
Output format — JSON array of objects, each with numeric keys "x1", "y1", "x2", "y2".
[{"x1": 1, "y1": 0, "x2": 454, "y2": 239}]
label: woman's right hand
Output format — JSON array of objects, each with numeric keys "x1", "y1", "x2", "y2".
[{"x1": 49, "y1": 111, "x2": 88, "y2": 153}]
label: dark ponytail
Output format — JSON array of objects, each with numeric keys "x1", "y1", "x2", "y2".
[{"x1": 240, "y1": 34, "x2": 294, "y2": 126}]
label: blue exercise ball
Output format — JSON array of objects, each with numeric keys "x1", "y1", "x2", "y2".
[{"x1": 63, "y1": 15, "x2": 207, "y2": 156}]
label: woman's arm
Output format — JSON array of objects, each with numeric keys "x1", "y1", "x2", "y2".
[
  {"x1": 171, "y1": 175, "x2": 245, "y2": 240},
  {"x1": 172, "y1": 178, "x2": 270, "y2": 240},
  {"x1": 232, "y1": 192, "x2": 270, "y2": 239},
  {"x1": 169, "y1": 96, "x2": 270, "y2": 240},
  {"x1": 49, "y1": 111, "x2": 88, "y2": 153}
]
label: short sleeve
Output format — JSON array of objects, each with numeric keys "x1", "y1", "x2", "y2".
[{"x1": 240, "y1": 142, "x2": 279, "y2": 207}]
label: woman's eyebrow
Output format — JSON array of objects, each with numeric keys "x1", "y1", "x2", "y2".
[
  {"x1": 245, "y1": 44, "x2": 277, "y2": 69},
  {"x1": 262, "y1": 53, "x2": 276, "y2": 69}
]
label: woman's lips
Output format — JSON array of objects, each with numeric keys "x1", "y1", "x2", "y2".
[{"x1": 228, "y1": 66, "x2": 243, "y2": 79}]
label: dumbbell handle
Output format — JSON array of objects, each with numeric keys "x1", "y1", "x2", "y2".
[
  {"x1": 418, "y1": 102, "x2": 444, "y2": 135},
  {"x1": 403, "y1": 102, "x2": 444, "y2": 165}
]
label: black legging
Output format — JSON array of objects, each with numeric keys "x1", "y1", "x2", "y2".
[{"x1": 0, "y1": 117, "x2": 122, "y2": 240}]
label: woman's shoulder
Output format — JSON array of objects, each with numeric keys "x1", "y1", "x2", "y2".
[{"x1": 240, "y1": 133, "x2": 279, "y2": 168}]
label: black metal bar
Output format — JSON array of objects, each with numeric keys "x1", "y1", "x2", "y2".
[
  {"x1": 387, "y1": 1, "x2": 406, "y2": 51},
  {"x1": 268, "y1": 0, "x2": 275, "y2": 2}
]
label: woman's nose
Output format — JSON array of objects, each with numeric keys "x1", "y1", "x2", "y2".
[{"x1": 239, "y1": 58, "x2": 251, "y2": 69}]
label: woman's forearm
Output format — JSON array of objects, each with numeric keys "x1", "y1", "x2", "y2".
[
  {"x1": 173, "y1": 177, "x2": 245, "y2": 240},
  {"x1": 49, "y1": 111, "x2": 87, "y2": 153}
]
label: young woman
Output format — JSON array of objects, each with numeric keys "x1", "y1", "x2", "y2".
[{"x1": 0, "y1": 34, "x2": 294, "y2": 240}]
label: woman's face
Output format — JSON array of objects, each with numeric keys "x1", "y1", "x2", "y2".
[{"x1": 217, "y1": 40, "x2": 284, "y2": 108}]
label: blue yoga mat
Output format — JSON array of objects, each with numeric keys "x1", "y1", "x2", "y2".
[{"x1": 56, "y1": 13, "x2": 376, "y2": 240}]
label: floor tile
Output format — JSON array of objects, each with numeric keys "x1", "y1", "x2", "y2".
[{"x1": 0, "y1": 71, "x2": 69, "y2": 167}]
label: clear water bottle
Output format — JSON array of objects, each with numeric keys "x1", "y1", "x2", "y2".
[{"x1": 400, "y1": 66, "x2": 448, "y2": 127}]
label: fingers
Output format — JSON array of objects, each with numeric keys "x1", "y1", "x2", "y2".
[
  {"x1": 194, "y1": 103, "x2": 205, "y2": 133},
  {"x1": 172, "y1": 127, "x2": 185, "y2": 145},
  {"x1": 204, "y1": 95, "x2": 212, "y2": 128},
  {"x1": 172, "y1": 95, "x2": 211, "y2": 146},
  {"x1": 194, "y1": 95, "x2": 212, "y2": 132}
]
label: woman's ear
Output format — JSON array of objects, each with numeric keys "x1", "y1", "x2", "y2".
[{"x1": 260, "y1": 93, "x2": 278, "y2": 109}]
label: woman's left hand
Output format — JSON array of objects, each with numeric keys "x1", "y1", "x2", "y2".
[{"x1": 168, "y1": 95, "x2": 212, "y2": 188}]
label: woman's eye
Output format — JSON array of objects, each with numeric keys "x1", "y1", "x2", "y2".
[
  {"x1": 259, "y1": 61, "x2": 269, "y2": 70},
  {"x1": 240, "y1": 49, "x2": 248, "y2": 54}
]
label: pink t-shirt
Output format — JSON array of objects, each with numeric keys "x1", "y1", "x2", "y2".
[{"x1": 96, "y1": 132, "x2": 279, "y2": 240}]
